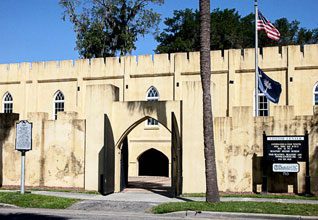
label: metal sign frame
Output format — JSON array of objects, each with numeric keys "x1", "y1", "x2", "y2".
[
  {"x1": 15, "y1": 120, "x2": 32, "y2": 151},
  {"x1": 262, "y1": 131, "x2": 311, "y2": 195},
  {"x1": 263, "y1": 134, "x2": 308, "y2": 163},
  {"x1": 15, "y1": 120, "x2": 33, "y2": 194}
]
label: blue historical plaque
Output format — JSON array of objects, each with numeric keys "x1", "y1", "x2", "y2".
[
  {"x1": 15, "y1": 120, "x2": 32, "y2": 151},
  {"x1": 264, "y1": 136, "x2": 308, "y2": 162}
]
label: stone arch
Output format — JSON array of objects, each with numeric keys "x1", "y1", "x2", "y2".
[
  {"x1": 137, "y1": 148, "x2": 169, "y2": 177},
  {"x1": 115, "y1": 116, "x2": 171, "y2": 150}
]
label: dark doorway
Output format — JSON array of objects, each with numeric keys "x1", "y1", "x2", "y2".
[
  {"x1": 120, "y1": 137, "x2": 129, "y2": 190},
  {"x1": 138, "y1": 148, "x2": 169, "y2": 177}
]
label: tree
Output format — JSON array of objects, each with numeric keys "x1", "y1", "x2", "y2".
[
  {"x1": 199, "y1": 0, "x2": 220, "y2": 203},
  {"x1": 155, "y1": 9, "x2": 200, "y2": 53},
  {"x1": 156, "y1": 8, "x2": 318, "y2": 53},
  {"x1": 60, "y1": 0, "x2": 163, "y2": 58}
]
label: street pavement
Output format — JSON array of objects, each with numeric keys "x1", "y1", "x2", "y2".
[{"x1": 0, "y1": 206, "x2": 317, "y2": 220}]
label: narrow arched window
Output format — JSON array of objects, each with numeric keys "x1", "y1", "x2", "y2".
[
  {"x1": 53, "y1": 91, "x2": 64, "y2": 120},
  {"x1": 146, "y1": 86, "x2": 159, "y2": 125},
  {"x1": 314, "y1": 83, "x2": 318, "y2": 105},
  {"x1": 3, "y1": 92, "x2": 13, "y2": 113},
  {"x1": 258, "y1": 91, "x2": 269, "y2": 116},
  {"x1": 146, "y1": 86, "x2": 159, "y2": 101}
]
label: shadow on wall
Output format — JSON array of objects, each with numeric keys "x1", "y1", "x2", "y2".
[
  {"x1": 252, "y1": 154, "x2": 297, "y2": 193},
  {"x1": 309, "y1": 108, "x2": 318, "y2": 194},
  {"x1": 98, "y1": 114, "x2": 115, "y2": 195},
  {"x1": 126, "y1": 101, "x2": 168, "y2": 128},
  {"x1": 310, "y1": 146, "x2": 318, "y2": 193},
  {"x1": 120, "y1": 137, "x2": 128, "y2": 191},
  {"x1": 0, "y1": 113, "x2": 19, "y2": 187}
]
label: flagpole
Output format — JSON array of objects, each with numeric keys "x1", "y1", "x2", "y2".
[{"x1": 254, "y1": 0, "x2": 259, "y2": 117}]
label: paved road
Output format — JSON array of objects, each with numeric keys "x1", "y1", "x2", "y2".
[{"x1": 1, "y1": 207, "x2": 317, "y2": 220}]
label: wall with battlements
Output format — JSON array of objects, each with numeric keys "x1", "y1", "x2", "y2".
[
  {"x1": 0, "y1": 44, "x2": 317, "y2": 119},
  {"x1": 0, "y1": 44, "x2": 317, "y2": 193}
]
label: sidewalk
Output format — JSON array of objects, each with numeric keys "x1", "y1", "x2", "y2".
[
  {"x1": 0, "y1": 190, "x2": 317, "y2": 219},
  {"x1": 2, "y1": 189, "x2": 317, "y2": 205}
]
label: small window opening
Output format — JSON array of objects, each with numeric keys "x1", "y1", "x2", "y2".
[
  {"x1": 146, "y1": 86, "x2": 159, "y2": 125},
  {"x1": 258, "y1": 91, "x2": 269, "y2": 116},
  {"x1": 54, "y1": 91, "x2": 64, "y2": 120},
  {"x1": 3, "y1": 92, "x2": 13, "y2": 113}
]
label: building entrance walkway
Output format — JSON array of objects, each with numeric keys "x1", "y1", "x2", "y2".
[{"x1": 124, "y1": 176, "x2": 172, "y2": 197}]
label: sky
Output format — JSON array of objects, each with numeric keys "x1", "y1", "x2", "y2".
[{"x1": 0, "y1": 0, "x2": 317, "y2": 64}]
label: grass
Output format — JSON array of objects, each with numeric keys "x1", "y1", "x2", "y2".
[
  {"x1": 0, "y1": 192, "x2": 79, "y2": 209},
  {"x1": 152, "y1": 201, "x2": 318, "y2": 216},
  {"x1": 0, "y1": 187, "x2": 99, "y2": 195},
  {"x1": 181, "y1": 193, "x2": 318, "y2": 200}
]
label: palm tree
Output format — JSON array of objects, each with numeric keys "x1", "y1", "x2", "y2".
[{"x1": 199, "y1": 0, "x2": 220, "y2": 203}]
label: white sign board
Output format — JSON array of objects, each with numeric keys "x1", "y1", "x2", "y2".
[
  {"x1": 272, "y1": 163, "x2": 299, "y2": 173},
  {"x1": 15, "y1": 120, "x2": 32, "y2": 151}
]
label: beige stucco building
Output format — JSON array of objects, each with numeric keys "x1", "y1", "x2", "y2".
[{"x1": 0, "y1": 44, "x2": 317, "y2": 195}]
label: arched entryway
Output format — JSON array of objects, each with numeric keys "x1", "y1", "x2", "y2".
[
  {"x1": 114, "y1": 113, "x2": 181, "y2": 197},
  {"x1": 118, "y1": 117, "x2": 172, "y2": 194},
  {"x1": 138, "y1": 148, "x2": 169, "y2": 177}
]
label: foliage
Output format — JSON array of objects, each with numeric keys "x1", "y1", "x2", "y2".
[
  {"x1": 156, "y1": 8, "x2": 318, "y2": 53},
  {"x1": 152, "y1": 201, "x2": 318, "y2": 216},
  {"x1": 60, "y1": 0, "x2": 163, "y2": 58},
  {"x1": 155, "y1": 9, "x2": 200, "y2": 53},
  {"x1": 0, "y1": 192, "x2": 79, "y2": 209}
]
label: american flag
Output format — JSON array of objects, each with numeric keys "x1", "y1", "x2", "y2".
[{"x1": 257, "y1": 11, "x2": 280, "y2": 41}]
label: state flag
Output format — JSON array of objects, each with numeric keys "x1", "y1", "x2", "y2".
[{"x1": 258, "y1": 67, "x2": 282, "y2": 104}]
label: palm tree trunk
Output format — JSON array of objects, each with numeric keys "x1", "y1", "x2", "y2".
[{"x1": 199, "y1": 0, "x2": 220, "y2": 203}]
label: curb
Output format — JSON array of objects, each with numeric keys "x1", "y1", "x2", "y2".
[{"x1": 163, "y1": 211, "x2": 318, "y2": 220}]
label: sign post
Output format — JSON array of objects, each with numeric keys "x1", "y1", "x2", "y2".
[
  {"x1": 15, "y1": 120, "x2": 32, "y2": 194},
  {"x1": 262, "y1": 131, "x2": 310, "y2": 195}
]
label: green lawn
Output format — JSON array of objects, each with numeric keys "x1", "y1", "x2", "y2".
[
  {"x1": 0, "y1": 192, "x2": 79, "y2": 209},
  {"x1": 181, "y1": 193, "x2": 318, "y2": 200},
  {"x1": 152, "y1": 201, "x2": 318, "y2": 216}
]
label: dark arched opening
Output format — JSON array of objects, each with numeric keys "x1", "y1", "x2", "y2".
[{"x1": 138, "y1": 148, "x2": 169, "y2": 177}]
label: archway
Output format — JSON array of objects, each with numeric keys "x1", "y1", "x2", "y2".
[
  {"x1": 138, "y1": 148, "x2": 169, "y2": 177},
  {"x1": 118, "y1": 117, "x2": 173, "y2": 195}
]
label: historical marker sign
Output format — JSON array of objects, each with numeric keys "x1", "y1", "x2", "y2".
[
  {"x1": 264, "y1": 135, "x2": 308, "y2": 162},
  {"x1": 15, "y1": 120, "x2": 32, "y2": 151},
  {"x1": 15, "y1": 120, "x2": 33, "y2": 194}
]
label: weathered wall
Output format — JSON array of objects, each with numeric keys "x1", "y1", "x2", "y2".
[
  {"x1": 0, "y1": 114, "x2": 19, "y2": 187},
  {"x1": 181, "y1": 80, "x2": 318, "y2": 193},
  {"x1": 0, "y1": 112, "x2": 85, "y2": 188},
  {"x1": 0, "y1": 45, "x2": 317, "y2": 194}
]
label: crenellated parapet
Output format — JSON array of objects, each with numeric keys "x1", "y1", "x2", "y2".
[{"x1": 0, "y1": 44, "x2": 317, "y2": 82}]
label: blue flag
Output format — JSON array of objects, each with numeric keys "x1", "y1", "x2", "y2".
[{"x1": 258, "y1": 67, "x2": 282, "y2": 104}]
